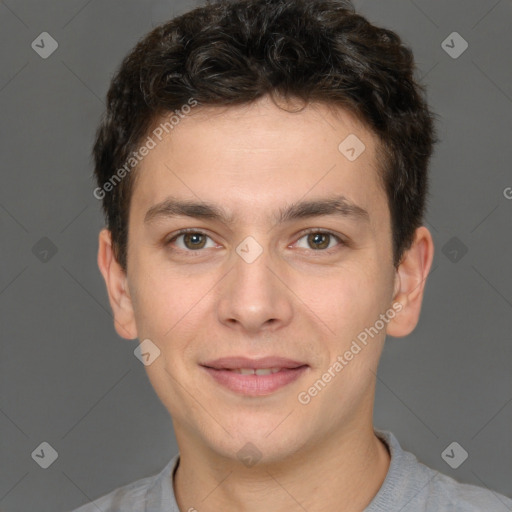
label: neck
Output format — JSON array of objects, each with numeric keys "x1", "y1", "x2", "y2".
[{"x1": 173, "y1": 423, "x2": 390, "y2": 512}]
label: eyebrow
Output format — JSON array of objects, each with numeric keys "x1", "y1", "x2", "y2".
[{"x1": 144, "y1": 195, "x2": 370, "y2": 226}]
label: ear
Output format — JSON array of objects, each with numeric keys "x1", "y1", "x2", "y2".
[
  {"x1": 97, "y1": 228, "x2": 138, "y2": 340},
  {"x1": 386, "y1": 226, "x2": 434, "y2": 338}
]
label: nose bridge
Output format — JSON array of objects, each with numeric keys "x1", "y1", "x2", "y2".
[{"x1": 216, "y1": 235, "x2": 293, "y2": 332}]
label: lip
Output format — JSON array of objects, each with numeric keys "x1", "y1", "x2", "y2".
[
  {"x1": 201, "y1": 356, "x2": 306, "y2": 370},
  {"x1": 200, "y1": 356, "x2": 309, "y2": 396}
]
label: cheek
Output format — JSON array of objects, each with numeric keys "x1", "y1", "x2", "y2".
[
  {"x1": 131, "y1": 270, "x2": 220, "y2": 374},
  {"x1": 310, "y1": 261, "x2": 390, "y2": 343},
  {"x1": 332, "y1": 260, "x2": 375, "y2": 302},
  {"x1": 128, "y1": 266, "x2": 190, "y2": 339}
]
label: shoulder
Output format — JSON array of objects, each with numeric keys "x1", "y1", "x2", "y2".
[
  {"x1": 69, "y1": 454, "x2": 179, "y2": 512},
  {"x1": 424, "y1": 470, "x2": 512, "y2": 511},
  {"x1": 69, "y1": 474, "x2": 155, "y2": 512},
  {"x1": 372, "y1": 430, "x2": 512, "y2": 512}
]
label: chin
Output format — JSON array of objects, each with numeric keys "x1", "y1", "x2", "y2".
[{"x1": 200, "y1": 412, "x2": 312, "y2": 464}]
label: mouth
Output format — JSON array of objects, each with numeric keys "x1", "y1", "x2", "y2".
[
  {"x1": 221, "y1": 367, "x2": 284, "y2": 375},
  {"x1": 200, "y1": 356, "x2": 309, "y2": 396}
]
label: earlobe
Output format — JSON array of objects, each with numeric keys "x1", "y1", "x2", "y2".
[
  {"x1": 97, "y1": 228, "x2": 138, "y2": 340},
  {"x1": 386, "y1": 226, "x2": 435, "y2": 338}
]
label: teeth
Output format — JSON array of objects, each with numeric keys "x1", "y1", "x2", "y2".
[
  {"x1": 231, "y1": 368, "x2": 282, "y2": 375},
  {"x1": 255, "y1": 368, "x2": 273, "y2": 376}
]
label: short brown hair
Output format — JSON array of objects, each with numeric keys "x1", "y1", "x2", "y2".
[{"x1": 93, "y1": 0, "x2": 437, "y2": 272}]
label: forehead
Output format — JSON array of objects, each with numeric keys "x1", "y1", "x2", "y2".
[{"x1": 129, "y1": 97, "x2": 389, "y2": 230}]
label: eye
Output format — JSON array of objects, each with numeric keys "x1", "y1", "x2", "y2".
[
  {"x1": 166, "y1": 230, "x2": 217, "y2": 251},
  {"x1": 165, "y1": 228, "x2": 346, "y2": 255},
  {"x1": 294, "y1": 230, "x2": 345, "y2": 251}
]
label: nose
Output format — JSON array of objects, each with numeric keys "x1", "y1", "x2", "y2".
[{"x1": 216, "y1": 239, "x2": 294, "y2": 334}]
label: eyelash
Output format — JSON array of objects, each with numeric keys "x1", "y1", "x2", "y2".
[{"x1": 165, "y1": 228, "x2": 347, "y2": 255}]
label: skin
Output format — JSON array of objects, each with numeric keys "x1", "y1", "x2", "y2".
[{"x1": 97, "y1": 95, "x2": 434, "y2": 511}]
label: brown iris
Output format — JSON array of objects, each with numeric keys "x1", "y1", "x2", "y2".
[
  {"x1": 308, "y1": 233, "x2": 330, "y2": 250},
  {"x1": 183, "y1": 233, "x2": 207, "y2": 250}
]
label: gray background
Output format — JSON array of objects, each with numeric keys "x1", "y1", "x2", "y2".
[{"x1": 0, "y1": 0, "x2": 511, "y2": 510}]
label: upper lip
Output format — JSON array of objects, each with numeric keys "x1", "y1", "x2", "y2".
[{"x1": 201, "y1": 356, "x2": 307, "y2": 370}]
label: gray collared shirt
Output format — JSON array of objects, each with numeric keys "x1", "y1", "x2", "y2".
[{"x1": 70, "y1": 430, "x2": 512, "y2": 511}]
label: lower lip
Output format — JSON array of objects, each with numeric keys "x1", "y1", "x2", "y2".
[{"x1": 201, "y1": 366, "x2": 309, "y2": 396}]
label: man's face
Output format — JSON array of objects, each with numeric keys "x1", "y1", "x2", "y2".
[{"x1": 121, "y1": 97, "x2": 398, "y2": 462}]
